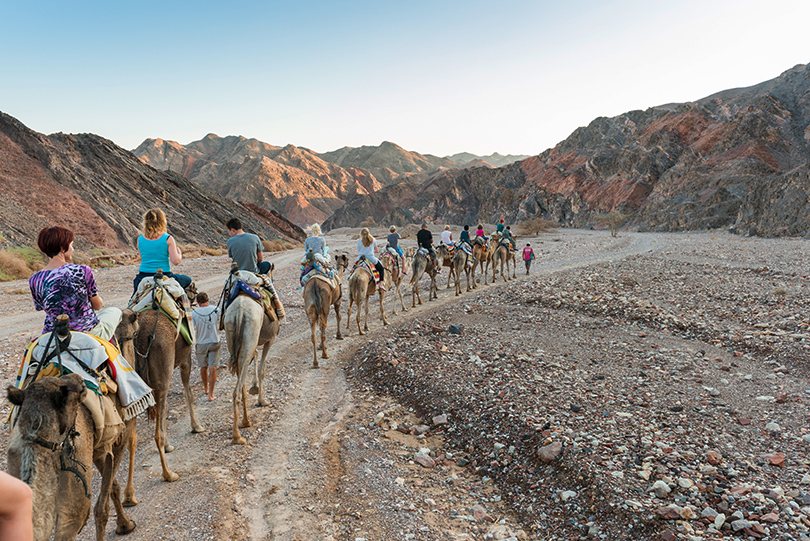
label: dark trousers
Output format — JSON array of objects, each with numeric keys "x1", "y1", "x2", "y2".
[
  {"x1": 133, "y1": 271, "x2": 192, "y2": 294},
  {"x1": 374, "y1": 261, "x2": 385, "y2": 282},
  {"x1": 258, "y1": 261, "x2": 272, "y2": 274}
]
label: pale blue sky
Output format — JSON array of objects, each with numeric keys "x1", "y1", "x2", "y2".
[{"x1": 1, "y1": 0, "x2": 808, "y2": 156}]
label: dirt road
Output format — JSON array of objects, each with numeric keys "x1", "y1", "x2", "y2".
[{"x1": 0, "y1": 230, "x2": 665, "y2": 540}]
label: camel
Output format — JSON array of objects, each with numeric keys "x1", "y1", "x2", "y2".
[
  {"x1": 123, "y1": 306, "x2": 204, "y2": 482},
  {"x1": 410, "y1": 249, "x2": 441, "y2": 307},
  {"x1": 380, "y1": 248, "x2": 409, "y2": 315},
  {"x1": 223, "y1": 266, "x2": 280, "y2": 444},
  {"x1": 490, "y1": 235, "x2": 516, "y2": 283},
  {"x1": 7, "y1": 372, "x2": 137, "y2": 541},
  {"x1": 472, "y1": 237, "x2": 492, "y2": 286},
  {"x1": 436, "y1": 244, "x2": 457, "y2": 289},
  {"x1": 452, "y1": 245, "x2": 473, "y2": 296},
  {"x1": 346, "y1": 258, "x2": 387, "y2": 336},
  {"x1": 303, "y1": 253, "x2": 349, "y2": 369},
  {"x1": 113, "y1": 309, "x2": 141, "y2": 507}
]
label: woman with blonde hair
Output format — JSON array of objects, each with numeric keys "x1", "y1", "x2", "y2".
[
  {"x1": 304, "y1": 223, "x2": 329, "y2": 262},
  {"x1": 441, "y1": 224, "x2": 453, "y2": 247},
  {"x1": 133, "y1": 208, "x2": 192, "y2": 293},
  {"x1": 356, "y1": 227, "x2": 385, "y2": 291}
]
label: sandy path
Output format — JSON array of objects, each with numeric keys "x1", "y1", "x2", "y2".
[{"x1": 0, "y1": 230, "x2": 667, "y2": 540}]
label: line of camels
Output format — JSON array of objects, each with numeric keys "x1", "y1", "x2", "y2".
[{"x1": 5, "y1": 234, "x2": 517, "y2": 540}]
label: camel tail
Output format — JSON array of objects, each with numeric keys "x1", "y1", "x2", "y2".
[
  {"x1": 228, "y1": 312, "x2": 244, "y2": 375},
  {"x1": 311, "y1": 285, "x2": 328, "y2": 328}
]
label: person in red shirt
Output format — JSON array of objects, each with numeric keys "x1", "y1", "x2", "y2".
[{"x1": 522, "y1": 243, "x2": 535, "y2": 274}]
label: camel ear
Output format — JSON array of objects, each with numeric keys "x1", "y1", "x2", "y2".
[
  {"x1": 125, "y1": 309, "x2": 138, "y2": 324},
  {"x1": 60, "y1": 374, "x2": 86, "y2": 404},
  {"x1": 7, "y1": 386, "x2": 24, "y2": 406}
]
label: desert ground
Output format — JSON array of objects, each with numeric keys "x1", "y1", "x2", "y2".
[{"x1": 2, "y1": 228, "x2": 810, "y2": 541}]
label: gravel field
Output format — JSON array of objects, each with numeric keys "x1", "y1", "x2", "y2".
[{"x1": 2, "y1": 229, "x2": 810, "y2": 540}]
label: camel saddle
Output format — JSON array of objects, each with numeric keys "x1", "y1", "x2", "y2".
[
  {"x1": 12, "y1": 331, "x2": 156, "y2": 452},
  {"x1": 351, "y1": 256, "x2": 380, "y2": 282},
  {"x1": 222, "y1": 271, "x2": 285, "y2": 324},
  {"x1": 382, "y1": 247, "x2": 404, "y2": 274},
  {"x1": 129, "y1": 275, "x2": 195, "y2": 344},
  {"x1": 300, "y1": 257, "x2": 337, "y2": 289}
]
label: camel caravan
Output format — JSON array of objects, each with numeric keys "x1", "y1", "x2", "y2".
[{"x1": 4, "y1": 216, "x2": 523, "y2": 540}]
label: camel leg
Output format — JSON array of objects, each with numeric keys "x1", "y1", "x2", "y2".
[
  {"x1": 110, "y1": 477, "x2": 137, "y2": 535},
  {"x1": 379, "y1": 291, "x2": 388, "y2": 326},
  {"x1": 412, "y1": 281, "x2": 421, "y2": 307},
  {"x1": 398, "y1": 279, "x2": 407, "y2": 312},
  {"x1": 154, "y1": 391, "x2": 179, "y2": 481},
  {"x1": 346, "y1": 297, "x2": 353, "y2": 335},
  {"x1": 310, "y1": 316, "x2": 319, "y2": 368},
  {"x1": 255, "y1": 344, "x2": 270, "y2": 406},
  {"x1": 334, "y1": 300, "x2": 343, "y2": 340},
  {"x1": 232, "y1": 373, "x2": 246, "y2": 444},
  {"x1": 240, "y1": 383, "x2": 251, "y2": 427},
  {"x1": 122, "y1": 422, "x2": 138, "y2": 507},
  {"x1": 356, "y1": 294, "x2": 365, "y2": 335},
  {"x1": 320, "y1": 319, "x2": 329, "y2": 359},
  {"x1": 180, "y1": 357, "x2": 205, "y2": 433}
]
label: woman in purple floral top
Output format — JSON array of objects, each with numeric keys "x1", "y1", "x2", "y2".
[{"x1": 29, "y1": 226, "x2": 121, "y2": 341}]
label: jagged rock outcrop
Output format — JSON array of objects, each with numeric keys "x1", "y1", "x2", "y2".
[
  {"x1": 134, "y1": 134, "x2": 382, "y2": 227},
  {"x1": 445, "y1": 152, "x2": 530, "y2": 168},
  {"x1": 0, "y1": 112, "x2": 294, "y2": 250},
  {"x1": 328, "y1": 63, "x2": 810, "y2": 237}
]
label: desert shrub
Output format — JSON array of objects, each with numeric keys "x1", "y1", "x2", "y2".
[
  {"x1": 0, "y1": 246, "x2": 45, "y2": 281},
  {"x1": 519, "y1": 217, "x2": 557, "y2": 235},
  {"x1": 202, "y1": 247, "x2": 225, "y2": 256},
  {"x1": 595, "y1": 211, "x2": 632, "y2": 237},
  {"x1": 359, "y1": 216, "x2": 377, "y2": 228}
]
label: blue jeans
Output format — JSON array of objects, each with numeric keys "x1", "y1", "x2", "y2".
[
  {"x1": 133, "y1": 271, "x2": 192, "y2": 294},
  {"x1": 258, "y1": 261, "x2": 272, "y2": 274}
]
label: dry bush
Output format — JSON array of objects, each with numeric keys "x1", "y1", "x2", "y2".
[
  {"x1": 202, "y1": 247, "x2": 225, "y2": 256},
  {"x1": 0, "y1": 251, "x2": 33, "y2": 281},
  {"x1": 519, "y1": 217, "x2": 557, "y2": 235},
  {"x1": 359, "y1": 216, "x2": 377, "y2": 228},
  {"x1": 595, "y1": 211, "x2": 632, "y2": 237},
  {"x1": 262, "y1": 240, "x2": 285, "y2": 252}
]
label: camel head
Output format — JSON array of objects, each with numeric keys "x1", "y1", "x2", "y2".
[
  {"x1": 115, "y1": 308, "x2": 140, "y2": 364},
  {"x1": 334, "y1": 253, "x2": 349, "y2": 275},
  {"x1": 7, "y1": 374, "x2": 87, "y2": 538}
]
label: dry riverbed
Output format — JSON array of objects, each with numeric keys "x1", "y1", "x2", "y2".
[{"x1": 1, "y1": 229, "x2": 810, "y2": 540}]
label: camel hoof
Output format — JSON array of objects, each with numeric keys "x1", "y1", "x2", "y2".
[
  {"x1": 192, "y1": 424, "x2": 205, "y2": 434},
  {"x1": 257, "y1": 399, "x2": 269, "y2": 407},
  {"x1": 248, "y1": 385, "x2": 259, "y2": 395},
  {"x1": 122, "y1": 497, "x2": 138, "y2": 508},
  {"x1": 163, "y1": 471, "x2": 179, "y2": 482},
  {"x1": 232, "y1": 436, "x2": 246, "y2": 445},
  {"x1": 240, "y1": 420, "x2": 252, "y2": 428},
  {"x1": 164, "y1": 443, "x2": 175, "y2": 453},
  {"x1": 321, "y1": 351, "x2": 330, "y2": 359},
  {"x1": 116, "y1": 519, "x2": 137, "y2": 535},
  {"x1": 313, "y1": 361, "x2": 320, "y2": 369},
  {"x1": 336, "y1": 335, "x2": 344, "y2": 341}
]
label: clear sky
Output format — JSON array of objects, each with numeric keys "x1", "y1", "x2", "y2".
[{"x1": 1, "y1": 0, "x2": 808, "y2": 157}]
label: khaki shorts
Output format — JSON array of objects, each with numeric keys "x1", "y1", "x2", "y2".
[{"x1": 195, "y1": 342, "x2": 221, "y2": 367}]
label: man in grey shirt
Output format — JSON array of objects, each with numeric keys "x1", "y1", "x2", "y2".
[{"x1": 226, "y1": 218, "x2": 271, "y2": 274}]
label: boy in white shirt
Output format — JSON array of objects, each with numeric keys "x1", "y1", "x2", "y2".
[{"x1": 192, "y1": 292, "x2": 221, "y2": 401}]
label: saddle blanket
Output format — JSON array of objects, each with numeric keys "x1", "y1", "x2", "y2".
[
  {"x1": 129, "y1": 276, "x2": 194, "y2": 344},
  {"x1": 382, "y1": 247, "x2": 405, "y2": 274},
  {"x1": 352, "y1": 257, "x2": 380, "y2": 282},
  {"x1": 223, "y1": 273, "x2": 284, "y2": 322},
  {"x1": 15, "y1": 332, "x2": 155, "y2": 422},
  {"x1": 300, "y1": 260, "x2": 337, "y2": 289}
]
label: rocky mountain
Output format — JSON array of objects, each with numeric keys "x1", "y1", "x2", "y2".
[
  {"x1": 445, "y1": 152, "x2": 530, "y2": 168},
  {"x1": 327, "y1": 63, "x2": 810, "y2": 237},
  {"x1": 0, "y1": 112, "x2": 304, "y2": 252},
  {"x1": 317, "y1": 141, "x2": 457, "y2": 185},
  {"x1": 134, "y1": 134, "x2": 382, "y2": 227}
]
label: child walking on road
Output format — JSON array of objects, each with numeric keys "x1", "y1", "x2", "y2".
[
  {"x1": 523, "y1": 243, "x2": 535, "y2": 274},
  {"x1": 192, "y1": 292, "x2": 221, "y2": 401}
]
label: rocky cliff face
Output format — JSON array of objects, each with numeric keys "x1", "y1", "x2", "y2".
[
  {"x1": 134, "y1": 134, "x2": 382, "y2": 227},
  {"x1": 0, "y1": 112, "x2": 301, "y2": 251},
  {"x1": 327, "y1": 63, "x2": 810, "y2": 237}
]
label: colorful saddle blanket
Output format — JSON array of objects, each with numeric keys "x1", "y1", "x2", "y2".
[
  {"x1": 457, "y1": 241, "x2": 473, "y2": 256},
  {"x1": 300, "y1": 259, "x2": 337, "y2": 289},
  {"x1": 15, "y1": 331, "x2": 155, "y2": 422},
  {"x1": 129, "y1": 276, "x2": 194, "y2": 344},
  {"x1": 352, "y1": 257, "x2": 380, "y2": 282},
  {"x1": 382, "y1": 247, "x2": 404, "y2": 274},
  {"x1": 222, "y1": 271, "x2": 284, "y2": 323}
]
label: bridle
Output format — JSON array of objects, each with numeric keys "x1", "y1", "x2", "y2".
[{"x1": 23, "y1": 424, "x2": 90, "y2": 498}]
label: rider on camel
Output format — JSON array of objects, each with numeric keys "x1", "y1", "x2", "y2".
[
  {"x1": 386, "y1": 225, "x2": 406, "y2": 274},
  {"x1": 356, "y1": 228, "x2": 386, "y2": 291},
  {"x1": 416, "y1": 223, "x2": 438, "y2": 271}
]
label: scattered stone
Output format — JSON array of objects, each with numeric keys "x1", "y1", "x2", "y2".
[
  {"x1": 448, "y1": 324, "x2": 463, "y2": 335},
  {"x1": 432, "y1": 414, "x2": 448, "y2": 426},
  {"x1": 536, "y1": 441, "x2": 563, "y2": 463},
  {"x1": 706, "y1": 450, "x2": 722, "y2": 465},
  {"x1": 414, "y1": 453, "x2": 436, "y2": 468},
  {"x1": 650, "y1": 480, "x2": 672, "y2": 498}
]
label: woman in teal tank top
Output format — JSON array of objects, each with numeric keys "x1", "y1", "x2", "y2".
[{"x1": 132, "y1": 209, "x2": 192, "y2": 294}]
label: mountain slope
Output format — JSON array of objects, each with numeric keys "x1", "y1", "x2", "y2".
[
  {"x1": 134, "y1": 134, "x2": 381, "y2": 227},
  {"x1": 0, "y1": 112, "x2": 303, "y2": 251},
  {"x1": 328, "y1": 63, "x2": 810, "y2": 237}
]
